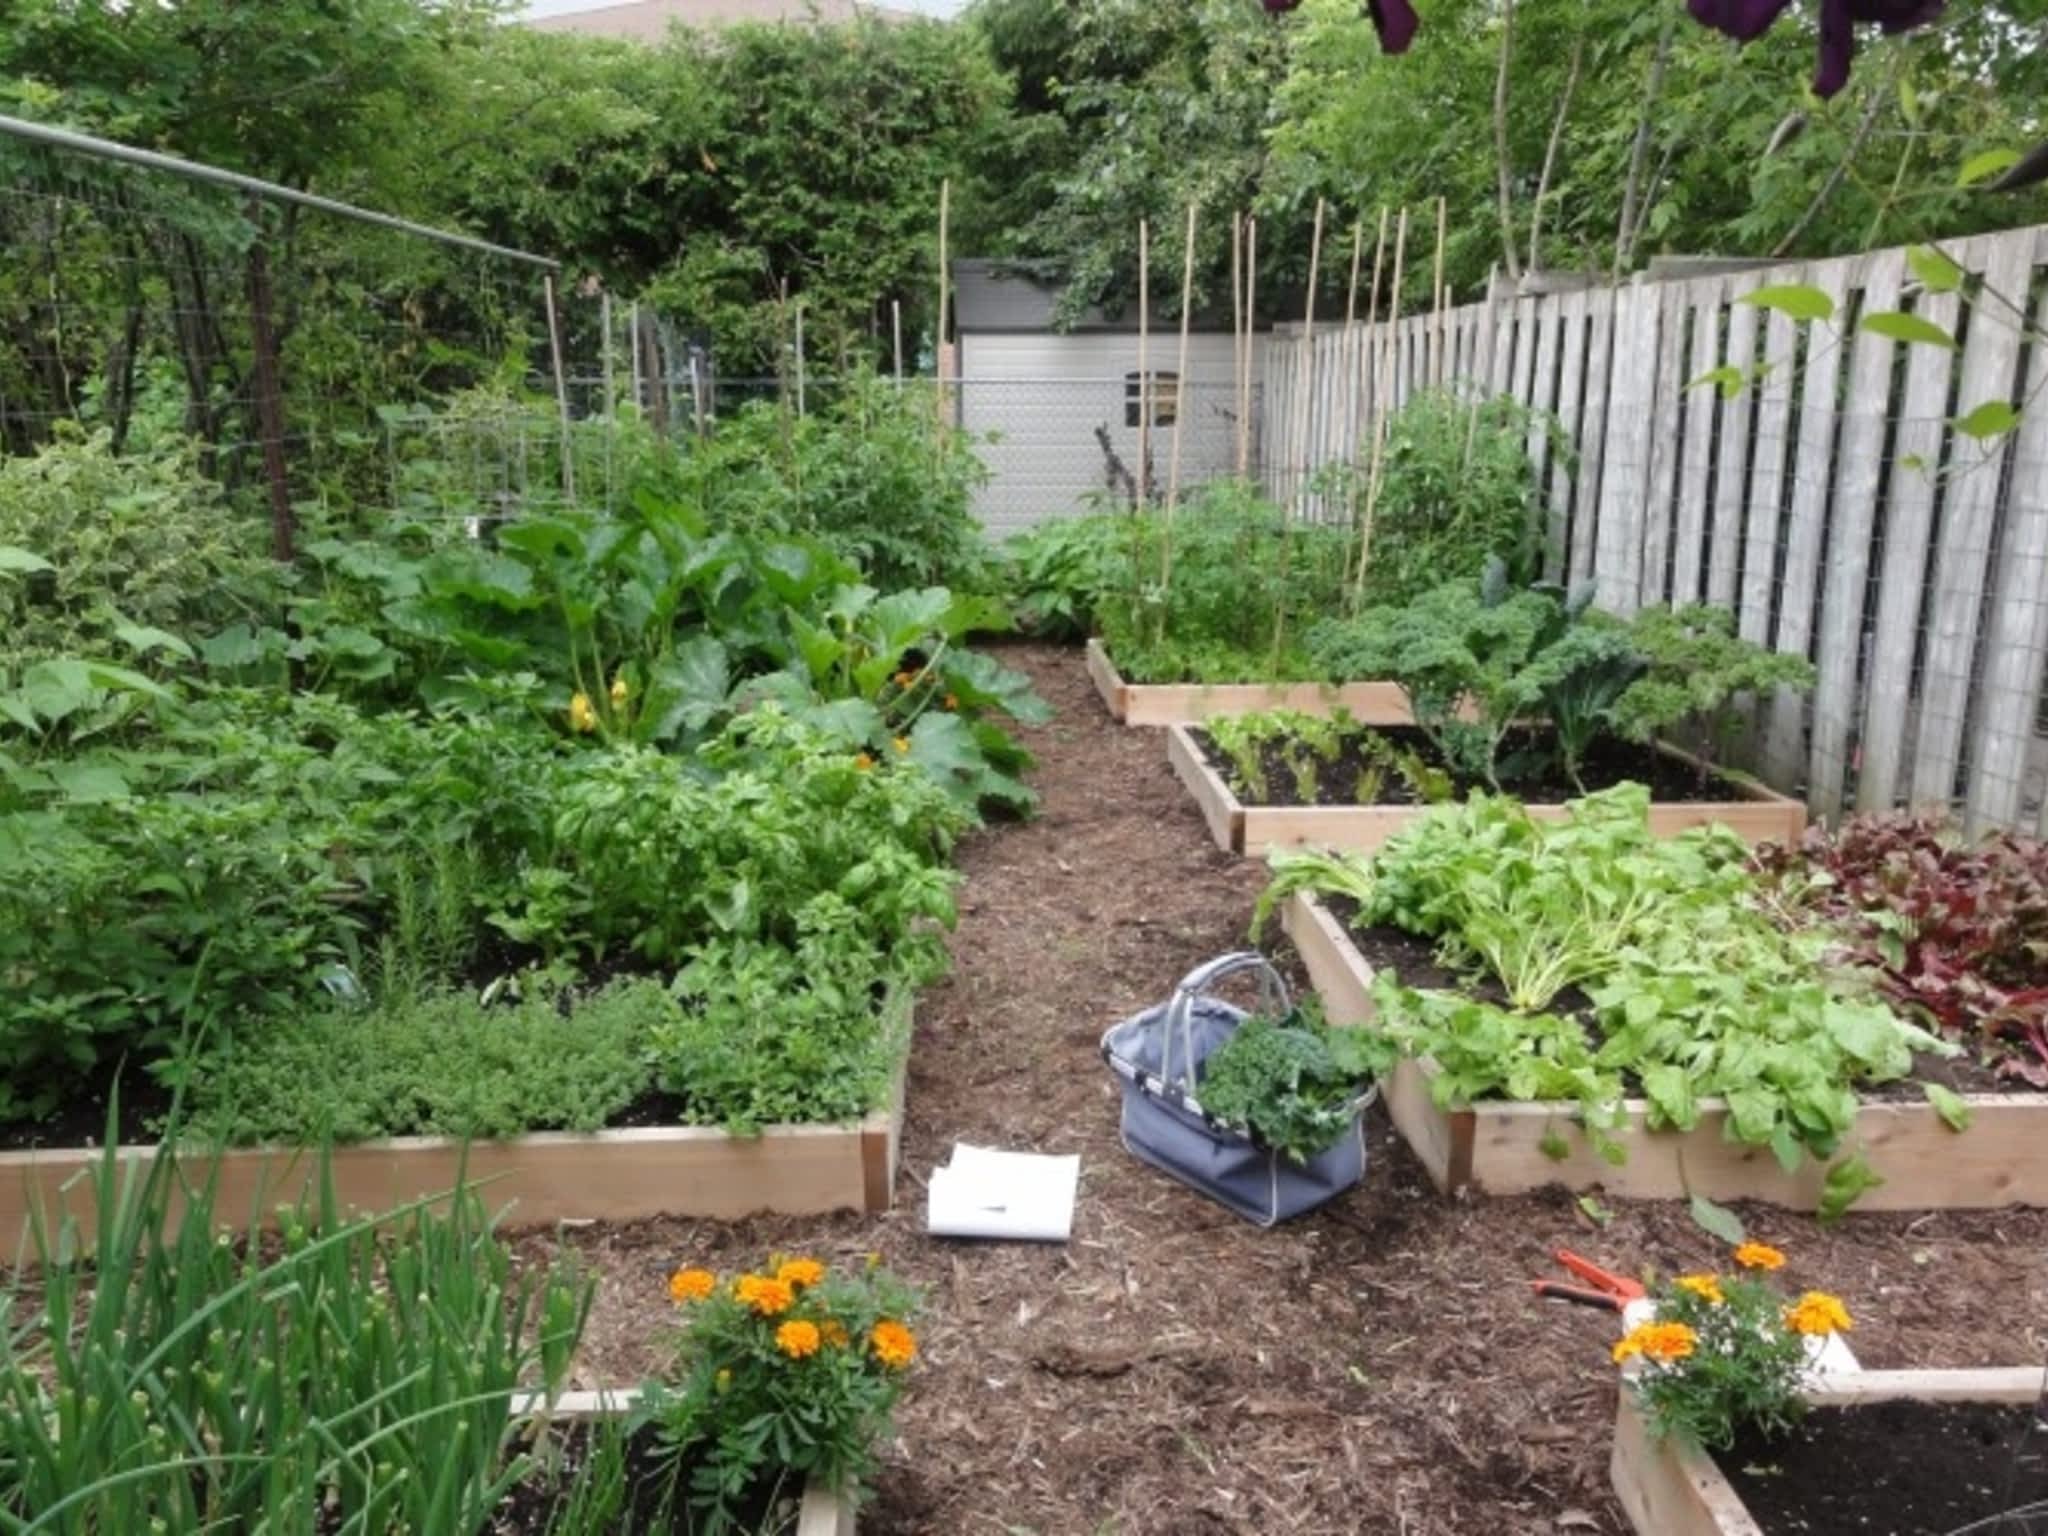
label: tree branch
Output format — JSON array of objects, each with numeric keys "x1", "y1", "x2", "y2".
[
  {"x1": 1527, "y1": 32, "x2": 1584, "y2": 274},
  {"x1": 1614, "y1": 1, "x2": 1678, "y2": 280},
  {"x1": 1492, "y1": 0, "x2": 1521, "y2": 282},
  {"x1": 1772, "y1": 68, "x2": 1893, "y2": 258}
]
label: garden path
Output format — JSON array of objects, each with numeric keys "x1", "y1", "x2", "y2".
[{"x1": 529, "y1": 643, "x2": 2048, "y2": 1536}]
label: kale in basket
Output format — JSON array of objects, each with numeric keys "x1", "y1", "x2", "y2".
[{"x1": 1195, "y1": 1003, "x2": 1392, "y2": 1163}]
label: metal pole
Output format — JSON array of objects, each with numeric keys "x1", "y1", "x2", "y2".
[
  {"x1": 892, "y1": 299, "x2": 903, "y2": 386},
  {"x1": 0, "y1": 112, "x2": 558, "y2": 271},
  {"x1": 543, "y1": 273, "x2": 576, "y2": 502},
  {"x1": 630, "y1": 301, "x2": 644, "y2": 413},
  {"x1": 600, "y1": 292, "x2": 615, "y2": 421}
]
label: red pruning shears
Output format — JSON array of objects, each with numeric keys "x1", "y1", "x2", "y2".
[{"x1": 1530, "y1": 1249, "x2": 1646, "y2": 1312}]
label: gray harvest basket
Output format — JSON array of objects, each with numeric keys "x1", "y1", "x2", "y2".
[{"x1": 1100, "y1": 952, "x2": 1377, "y2": 1227}]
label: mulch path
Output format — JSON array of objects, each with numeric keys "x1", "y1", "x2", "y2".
[{"x1": 519, "y1": 643, "x2": 2048, "y2": 1536}]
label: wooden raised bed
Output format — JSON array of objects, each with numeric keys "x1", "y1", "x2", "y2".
[
  {"x1": 1173, "y1": 725, "x2": 1807, "y2": 857},
  {"x1": 532, "y1": 1389, "x2": 853, "y2": 1536},
  {"x1": 1610, "y1": 1369, "x2": 2047, "y2": 1536},
  {"x1": 1282, "y1": 891, "x2": 2048, "y2": 1210},
  {"x1": 1084, "y1": 638, "x2": 1411, "y2": 728},
  {"x1": 0, "y1": 1005, "x2": 912, "y2": 1243}
]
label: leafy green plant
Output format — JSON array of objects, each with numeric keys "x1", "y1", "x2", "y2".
[
  {"x1": 1194, "y1": 1001, "x2": 1390, "y2": 1162},
  {"x1": 1617, "y1": 1241, "x2": 1853, "y2": 1452},
  {"x1": 0, "y1": 1131, "x2": 592, "y2": 1535},
  {"x1": 643, "y1": 1253, "x2": 919, "y2": 1533},
  {"x1": 999, "y1": 512, "x2": 1129, "y2": 640},
  {"x1": 1353, "y1": 727, "x2": 1453, "y2": 806},
  {"x1": 181, "y1": 977, "x2": 669, "y2": 1144},
  {"x1": 1609, "y1": 604, "x2": 1815, "y2": 778}
]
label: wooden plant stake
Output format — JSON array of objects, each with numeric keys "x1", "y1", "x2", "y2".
[
  {"x1": 1162, "y1": 202, "x2": 1198, "y2": 609},
  {"x1": 892, "y1": 298, "x2": 903, "y2": 386},
  {"x1": 1137, "y1": 217, "x2": 1151, "y2": 515},
  {"x1": 1272, "y1": 198, "x2": 1325, "y2": 673},
  {"x1": 1240, "y1": 216, "x2": 1258, "y2": 480},
  {"x1": 1345, "y1": 208, "x2": 1388, "y2": 583},
  {"x1": 935, "y1": 178, "x2": 950, "y2": 456},
  {"x1": 794, "y1": 301, "x2": 807, "y2": 417},
  {"x1": 1352, "y1": 205, "x2": 1409, "y2": 607},
  {"x1": 1231, "y1": 210, "x2": 1244, "y2": 479},
  {"x1": 1430, "y1": 196, "x2": 1448, "y2": 386}
]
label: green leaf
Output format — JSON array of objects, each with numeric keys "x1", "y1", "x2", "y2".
[
  {"x1": 1955, "y1": 400, "x2": 2021, "y2": 441},
  {"x1": 1539, "y1": 1126, "x2": 1569, "y2": 1162},
  {"x1": 795, "y1": 698, "x2": 884, "y2": 746},
  {"x1": 1907, "y1": 245, "x2": 1965, "y2": 294},
  {"x1": 1576, "y1": 1194, "x2": 1614, "y2": 1227},
  {"x1": 1687, "y1": 364, "x2": 1746, "y2": 399},
  {"x1": 642, "y1": 636, "x2": 731, "y2": 743},
  {"x1": 1858, "y1": 310, "x2": 1957, "y2": 350},
  {"x1": 1958, "y1": 148, "x2": 2022, "y2": 188},
  {"x1": 1740, "y1": 284, "x2": 1835, "y2": 323},
  {"x1": 47, "y1": 760, "x2": 131, "y2": 803},
  {"x1": 1818, "y1": 1153, "x2": 1885, "y2": 1223},
  {"x1": 1641, "y1": 1064, "x2": 1698, "y2": 1130},
  {"x1": 1922, "y1": 1082, "x2": 1973, "y2": 1133},
  {"x1": 0, "y1": 546, "x2": 53, "y2": 576},
  {"x1": 111, "y1": 620, "x2": 196, "y2": 661},
  {"x1": 1688, "y1": 1194, "x2": 1746, "y2": 1247}
]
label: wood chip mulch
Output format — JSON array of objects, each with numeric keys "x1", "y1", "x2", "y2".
[{"x1": 517, "y1": 643, "x2": 2048, "y2": 1535}]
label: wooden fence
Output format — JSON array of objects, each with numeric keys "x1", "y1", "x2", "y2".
[{"x1": 1262, "y1": 224, "x2": 2048, "y2": 834}]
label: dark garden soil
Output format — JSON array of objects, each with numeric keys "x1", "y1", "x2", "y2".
[
  {"x1": 1192, "y1": 723, "x2": 1757, "y2": 807},
  {"x1": 1720, "y1": 1398, "x2": 2048, "y2": 1535},
  {"x1": 513, "y1": 645, "x2": 2048, "y2": 1536},
  {"x1": 1326, "y1": 901, "x2": 2021, "y2": 1102}
]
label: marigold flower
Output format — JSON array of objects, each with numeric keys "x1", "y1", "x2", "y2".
[
  {"x1": 892, "y1": 736, "x2": 910, "y2": 754},
  {"x1": 1674, "y1": 1274, "x2": 1725, "y2": 1306},
  {"x1": 894, "y1": 670, "x2": 915, "y2": 688},
  {"x1": 1612, "y1": 1321, "x2": 1697, "y2": 1365},
  {"x1": 734, "y1": 1274, "x2": 795, "y2": 1317},
  {"x1": 610, "y1": 672, "x2": 629, "y2": 708},
  {"x1": 776, "y1": 1257, "x2": 826, "y2": 1289},
  {"x1": 668, "y1": 1267, "x2": 716, "y2": 1303},
  {"x1": 854, "y1": 752, "x2": 875, "y2": 771},
  {"x1": 1783, "y1": 1291, "x2": 1853, "y2": 1337},
  {"x1": 1733, "y1": 1241, "x2": 1787, "y2": 1271},
  {"x1": 870, "y1": 1319, "x2": 917, "y2": 1370},
  {"x1": 568, "y1": 692, "x2": 598, "y2": 733},
  {"x1": 943, "y1": 693, "x2": 959, "y2": 710},
  {"x1": 776, "y1": 1319, "x2": 822, "y2": 1359},
  {"x1": 820, "y1": 1320, "x2": 850, "y2": 1349}
]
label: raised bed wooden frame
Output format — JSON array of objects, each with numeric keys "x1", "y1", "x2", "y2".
[
  {"x1": 532, "y1": 1389, "x2": 853, "y2": 1536},
  {"x1": 1283, "y1": 891, "x2": 2048, "y2": 1210},
  {"x1": 1084, "y1": 638, "x2": 1412, "y2": 728},
  {"x1": 1172, "y1": 724, "x2": 1807, "y2": 857},
  {"x1": 1610, "y1": 1368, "x2": 2047, "y2": 1536},
  {"x1": 0, "y1": 1001, "x2": 912, "y2": 1243}
]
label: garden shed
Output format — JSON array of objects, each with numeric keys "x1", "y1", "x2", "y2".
[{"x1": 949, "y1": 259, "x2": 1269, "y2": 537}]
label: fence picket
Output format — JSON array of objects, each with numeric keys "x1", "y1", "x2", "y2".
[
  {"x1": 1639, "y1": 281, "x2": 1692, "y2": 609},
  {"x1": 1569, "y1": 288, "x2": 1616, "y2": 588},
  {"x1": 1595, "y1": 277, "x2": 1659, "y2": 614},
  {"x1": 1807, "y1": 251, "x2": 1904, "y2": 820},
  {"x1": 1911, "y1": 234, "x2": 2034, "y2": 807},
  {"x1": 1705, "y1": 300, "x2": 1757, "y2": 609},
  {"x1": 1546, "y1": 290, "x2": 1589, "y2": 583},
  {"x1": 1671, "y1": 280, "x2": 1723, "y2": 605},
  {"x1": 1738, "y1": 300, "x2": 1798, "y2": 648}
]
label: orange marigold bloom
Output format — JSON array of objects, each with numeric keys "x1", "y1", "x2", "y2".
[
  {"x1": 894, "y1": 670, "x2": 915, "y2": 688},
  {"x1": 1783, "y1": 1291, "x2": 1853, "y2": 1337},
  {"x1": 870, "y1": 1319, "x2": 917, "y2": 1370},
  {"x1": 1733, "y1": 1241, "x2": 1787, "y2": 1272},
  {"x1": 668, "y1": 1267, "x2": 717, "y2": 1303},
  {"x1": 776, "y1": 1257, "x2": 826, "y2": 1289},
  {"x1": 776, "y1": 1320, "x2": 823, "y2": 1359},
  {"x1": 820, "y1": 1320, "x2": 850, "y2": 1349},
  {"x1": 1612, "y1": 1321, "x2": 1697, "y2": 1365},
  {"x1": 943, "y1": 693, "x2": 959, "y2": 711},
  {"x1": 734, "y1": 1274, "x2": 796, "y2": 1317},
  {"x1": 854, "y1": 752, "x2": 875, "y2": 771},
  {"x1": 1674, "y1": 1274, "x2": 1724, "y2": 1306}
]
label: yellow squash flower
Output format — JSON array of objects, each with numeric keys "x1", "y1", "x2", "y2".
[
  {"x1": 1783, "y1": 1291, "x2": 1853, "y2": 1337},
  {"x1": 892, "y1": 736, "x2": 910, "y2": 754},
  {"x1": 870, "y1": 1319, "x2": 917, "y2": 1370},
  {"x1": 568, "y1": 692, "x2": 598, "y2": 733},
  {"x1": 776, "y1": 1257, "x2": 826, "y2": 1289},
  {"x1": 775, "y1": 1319, "x2": 822, "y2": 1359},
  {"x1": 714, "y1": 1368, "x2": 732, "y2": 1393},
  {"x1": 667, "y1": 1267, "x2": 717, "y2": 1304},
  {"x1": 1674, "y1": 1274, "x2": 1724, "y2": 1306},
  {"x1": 854, "y1": 752, "x2": 875, "y2": 771},
  {"x1": 1733, "y1": 1242, "x2": 1787, "y2": 1272},
  {"x1": 610, "y1": 672, "x2": 629, "y2": 708}
]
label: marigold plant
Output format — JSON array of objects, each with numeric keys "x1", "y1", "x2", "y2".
[
  {"x1": 643, "y1": 1253, "x2": 920, "y2": 1534},
  {"x1": 1619, "y1": 1244, "x2": 1851, "y2": 1451}
]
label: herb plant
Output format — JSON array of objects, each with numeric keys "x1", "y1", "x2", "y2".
[
  {"x1": 646, "y1": 1253, "x2": 919, "y2": 1533},
  {"x1": 1608, "y1": 604, "x2": 1816, "y2": 778},
  {"x1": 1195, "y1": 1001, "x2": 1391, "y2": 1163}
]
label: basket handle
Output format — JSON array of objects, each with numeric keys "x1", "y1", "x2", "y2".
[{"x1": 1160, "y1": 951, "x2": 1292, "y2": 1091}]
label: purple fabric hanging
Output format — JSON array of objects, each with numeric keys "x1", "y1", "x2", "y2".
[
  {"x1": 1688, "y1": 0, "x2": 1945, "y2": 98},
  {"x1": 1265, "y1": 0, "x2": 1417, "y2": 54}
]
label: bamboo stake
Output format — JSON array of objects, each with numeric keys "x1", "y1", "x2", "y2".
[
  {"x1": 1231, "y1": 210, "x2": 1244, "y2": 480},
  {"x1": 543, "y1": 272, "x2": 575, "y2": 505},
  {"x1": 1431, "y1": 196, "x2": 1448, "y2": 386},
  {"x1": 793, "y1": 301, "x2": 807, "y2": 417},
  {"x1": 1344, "y1": 209, "x2": 1387, "y2": 580},
  {"x1": 1272, "y1": 199, "x2": 1325, "y2": 672},
  {"x1": 1163, "y1": 202, "x2": 1198, "y2": 600},
  {"x1": 935, "y1": 177, "x2": 950, "y2": 453},
  {"x1": 892, "y1": 299, "x2": 903, "y2": 386},
  {"x1": 1342, "y1": 218, "x2": 1364, "y2": 468},
  {"x1": 1239, "y1": 217, "x2": 1258, "y2": 480},
  {"x1": 1137, "y1": 217, "x2": 1150, "y2": 514},
  {"x1": 1352, "y1": 205, "x2": 1409, "y2": 606}
]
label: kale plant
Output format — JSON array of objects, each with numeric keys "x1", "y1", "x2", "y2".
[{"x1": 1195, "y1": 1002, "x2": 1390, "y2": 1163}]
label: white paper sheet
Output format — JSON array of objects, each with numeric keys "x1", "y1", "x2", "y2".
[{"x1": 926, "y1": 1142, "x2": 1080, "y2": 1242}]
